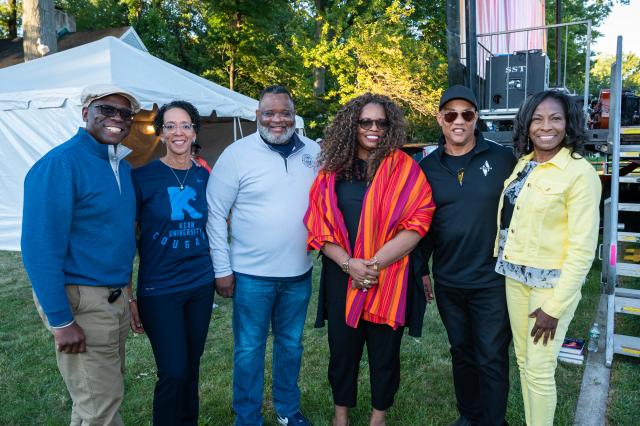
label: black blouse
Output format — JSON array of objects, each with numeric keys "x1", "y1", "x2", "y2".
[{"x1": 336, "y1": 160, "x2": 368, "y2": 250}]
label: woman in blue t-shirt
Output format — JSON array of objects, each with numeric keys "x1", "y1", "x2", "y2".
[{"x1": 129, "y1": 100, "x2": 215, "y2": 426}]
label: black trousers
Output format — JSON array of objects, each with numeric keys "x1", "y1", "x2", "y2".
[
  {"x1": 325, "y1": 265, "x2": 405, "y2": 411},
  {"x1": 434, "y1": 284, "x2": 511, "y2": 426},
  {"x1": 139, "y1": 283, "x2": 214, "y2": 426}
]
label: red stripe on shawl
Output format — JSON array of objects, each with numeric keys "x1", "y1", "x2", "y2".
[{"x1": 304, "y1": 172, "x2": 351, "y2": 253}]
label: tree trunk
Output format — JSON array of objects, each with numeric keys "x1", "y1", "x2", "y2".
[
  {"x1": 228, "y1": 9, "x2": 242, "y2": 91},
  {"x1": 229, "y1": 56, "x2": 235, "y2": 91},
  {"x1": 170, "y1": 14, "x2": 190, "y2": 69},
  {"x1": 313, "y1": 0, "x2": 326, "y2": 97},
  {"x1": 22, "y1": 0, "x2": 58, "y2": 62},
  {"x1": 135, "y1": 0, "x2": 144, "y2": 22},
  {"x1": 8, "y1": 0, "x2": 18, "y2": 39}
]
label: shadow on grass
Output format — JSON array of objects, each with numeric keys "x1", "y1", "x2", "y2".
[{"x1": 0, "y1": 251, "x2": 636, "y2": 425}]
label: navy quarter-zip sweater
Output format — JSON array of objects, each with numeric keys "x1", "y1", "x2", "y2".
[
  {"x1": 418, "y1": 132, "x2": 516, "y2": 288},
  {"x1": 21, "y1": 128, "x2": 136, "y2": 326}
]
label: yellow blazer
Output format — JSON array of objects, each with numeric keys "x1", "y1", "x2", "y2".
[{"x1": 494, "y1": 147, "x2": 602, "y2": 318}]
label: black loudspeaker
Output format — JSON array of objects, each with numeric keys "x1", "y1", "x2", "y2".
[
  {"x1": 621, "y1": 91, "x2": 640, "y2": 126},
  {"x1": 485, "y1": 50, "x2": 550, "y2": 110}
]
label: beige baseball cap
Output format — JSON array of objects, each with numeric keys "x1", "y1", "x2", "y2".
[{"x1": 81, "y1": 83, "x2": 141, "y2": 113}]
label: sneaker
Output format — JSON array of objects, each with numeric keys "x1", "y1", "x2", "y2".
[
  {"x1": 448, "y1": 417, "x2": 473, "y2": 426},
  {"x1": 276, "y1": 411, "x2": 310, "y2": 426}
]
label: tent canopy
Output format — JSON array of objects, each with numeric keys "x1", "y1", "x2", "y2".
[
  {"x1": 0, "y1": 36, "x2": 303, "y2": 251},
  {"x1": 0, "y1": 36, "x2": 303, "y2": 127}
]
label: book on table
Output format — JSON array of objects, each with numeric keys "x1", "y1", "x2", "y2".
[
  {"x1": 558, "y1": 351, "x2": 584, "y2": 361},
  {"x1": 558, "y1": 355, "x2": 583, "y2": 366},
  {"x1": 560, "y1": 337, "x2": 585, "y2": 355}
]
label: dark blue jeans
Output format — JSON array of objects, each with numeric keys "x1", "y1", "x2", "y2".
[
  {"x1": 139, "y1": 283, "x2": 214, "y2": 426},
  {"x1": 232, "y1": 273, "x2": 312, "y2": 426}
]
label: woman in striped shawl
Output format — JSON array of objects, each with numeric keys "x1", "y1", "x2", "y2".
[{"x1": 304, "y1": 93, "x2": 435, "y2": 426}]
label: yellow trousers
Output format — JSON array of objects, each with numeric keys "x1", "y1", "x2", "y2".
[{"x1": 505, "y1": 277, "x2": 581, "y2": 426}]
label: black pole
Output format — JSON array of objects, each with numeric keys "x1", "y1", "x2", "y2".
[
  {"x1": 555, "y1": 0, "x2": 562, "y2": 87},
  {"x1": 446, "y1": 0, "x2": 464, "y2": 86},
  {"x1": 465, "y1": 0, "x2": 478, "y2": 96}
]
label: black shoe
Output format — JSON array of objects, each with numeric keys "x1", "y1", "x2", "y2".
[{"x1": 448, "y1": 417, "x2": 473, "y2": 426}]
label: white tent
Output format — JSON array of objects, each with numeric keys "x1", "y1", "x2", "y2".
[{"x1": 0, "y1": 36, "x2": 303, "y2": 251}]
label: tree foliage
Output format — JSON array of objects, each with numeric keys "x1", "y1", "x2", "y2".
[
  {"x1": 199, "y1": 1, "x2": 307, "y2": 94},
  {"x1": 545, "y1": 0, "x2": 629, "y2": 94},
  {"x1": 56, "y1": 0, "x2": 129, "y2": 29},
  {"x1": 0, "y1": 0, "x2": 20, "y2": 39},
  {"x1": 591, "y1": 52, "x2": 640, "y2": 94},
  {"x1": 0, "y1": 1, "x2": 624, "y2": 141},
  {"x1": 295, "y1": 0, "x2": 447, "y2": 140}
]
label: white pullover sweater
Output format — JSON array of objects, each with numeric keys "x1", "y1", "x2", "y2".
[{"x1": 206, "y1": 131, "x2": 320, "y2": 278}]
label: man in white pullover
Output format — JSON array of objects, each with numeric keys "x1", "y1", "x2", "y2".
[{"x1": 206, "y1": 85, "x2": 319, "y2": 426}]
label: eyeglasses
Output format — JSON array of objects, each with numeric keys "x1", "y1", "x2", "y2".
[
  {"x1": 260, "y1": 110, "x2": 294, "y2": 120},
  {"x1": 92, "y1": 104, "x2": 136, "y2": 121},
  {"x1": 357, "y1": 119, "x2": 389, "y2": 130},
  {"x1": 162, "y1": 123, "x2": 195, "y2": 133},
  {"x1": 442, "y1": 110, "x2": 476, "y2": 123}
]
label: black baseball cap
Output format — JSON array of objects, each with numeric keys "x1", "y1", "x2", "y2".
[{"x1": 439, "y1": 85, "x2": 478, "y2": 111}]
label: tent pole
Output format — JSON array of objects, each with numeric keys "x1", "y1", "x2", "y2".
[{"x1": 233, "y1": 117, "x2": 237, "y2": 141}]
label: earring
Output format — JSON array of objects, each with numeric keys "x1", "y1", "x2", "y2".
[{"x1": 526, "y1": 137, "x2": 531, "y2": 152}]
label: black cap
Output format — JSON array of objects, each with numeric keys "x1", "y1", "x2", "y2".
[{"x1": 439, "y1": 85, "x2": 478, "y2": 111}]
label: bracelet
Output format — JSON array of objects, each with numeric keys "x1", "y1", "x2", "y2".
[
  {"x1": 340, "y1": 256, "x2": 351, "y2": 274},
  {"x1": 370, "y1": 256, "x2": 380, "y2": 271},
  {"x1": 128, "y1": 298, "x2": 137, "y2": 303}
]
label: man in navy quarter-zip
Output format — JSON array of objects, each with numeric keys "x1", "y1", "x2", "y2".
[
  {"x1": 21, "y1": 84, "x2": 141, "y2": 426},
  {"x1": 207, "y1": 85, "x2": 319, "y2": 426},
  {"x1": 418, "y1": 86, "x2": 516, "y2": 426}
]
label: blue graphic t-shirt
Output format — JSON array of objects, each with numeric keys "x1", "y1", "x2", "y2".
[{"x1": 132, "y1": 160, "x2": 214, "y2": 296}]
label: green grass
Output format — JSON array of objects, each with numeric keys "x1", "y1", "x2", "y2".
[
  {"x1": 606, "y1": 275, "x2": 640, "y2": 426},
  {"x1": 0, "y1": 250, "x2": 637, "y2": 425}
]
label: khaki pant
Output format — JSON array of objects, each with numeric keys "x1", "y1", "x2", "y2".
[
  {"x1": 35, "y1": 285, "x2": 130, "y2": 426},
  {"x1": 506, "y1": 277, "x2": 581, "y2": 426}
]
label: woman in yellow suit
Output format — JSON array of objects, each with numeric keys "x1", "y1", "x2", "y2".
[{"x1": 494, "y1": 90, "x2": 601, "y2": 425}]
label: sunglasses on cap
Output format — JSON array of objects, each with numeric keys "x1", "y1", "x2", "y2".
[
  {"x1": 357, "y1": 119, "x2": 389, "y2": 130},
  {"x1": 442, "y1": 110, "x2": 476, "y2": 123},
  {"x1": 92, "y1": 104, "x2": 136, "y2": 121}
]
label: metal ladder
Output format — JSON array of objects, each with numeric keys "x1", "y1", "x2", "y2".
[{"x1": 601, "y1": 36, "x2": 640, "y2": 368}]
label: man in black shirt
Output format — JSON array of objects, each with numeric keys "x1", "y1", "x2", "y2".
[{"x1": 419, "y1": 86, "x2": 516, "y2": 426}]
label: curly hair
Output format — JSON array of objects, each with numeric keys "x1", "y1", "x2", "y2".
[
  {"x1": 512, "y1": 90, "x2": 586, "y2": 158},
  {"x1": 153, "y1": 100, "x2": 201, "y2": 136},
  {"x1": 319, "y1": 93, "x2": 407, "y2": 182}
]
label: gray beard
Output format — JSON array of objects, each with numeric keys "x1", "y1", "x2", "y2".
[{"x1": 258, "y1": 122, "x2": 296, "y2": 145}]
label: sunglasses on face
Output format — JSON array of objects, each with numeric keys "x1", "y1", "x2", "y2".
[
  {"x1": 357, "y1": 119, "x2": 389, "y2": 130},
  {"x1": 92, "y1": 104, "x2": 136, "y2": 121},
  {"x1": 442, "y1": 110, "x2": 476, "y2": 123}
]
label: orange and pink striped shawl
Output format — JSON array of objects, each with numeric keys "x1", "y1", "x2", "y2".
[{"x1": 304, "y1": 149, "x2": 435, "y2": 329}]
